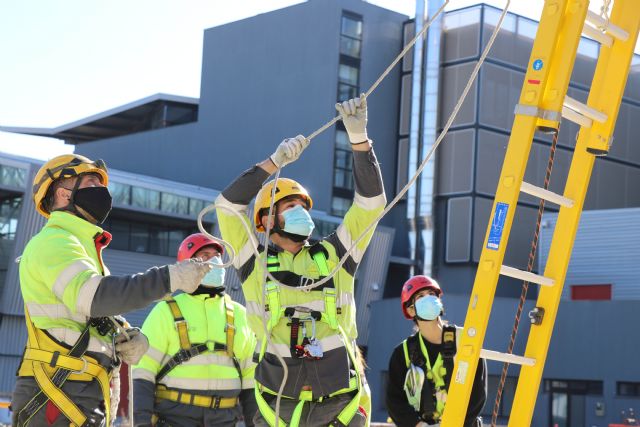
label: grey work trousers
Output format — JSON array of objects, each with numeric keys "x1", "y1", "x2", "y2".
[{"x1": 252, "y1": 393, "x2": 365, "y2": 427}]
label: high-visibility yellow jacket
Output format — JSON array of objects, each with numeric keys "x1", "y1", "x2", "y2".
[
  {"x1": 133, "y1": 292, "x2": 257, "y2": 425},
  {"x1": 216, "y1": 149, "x2": 386, "y2": 400},
  {"x1": 15, "y1": 210, "x2": 172, "y2": 426},
  {"x1": 19, "y1": 211, "x2": 114, "y2": 357}
]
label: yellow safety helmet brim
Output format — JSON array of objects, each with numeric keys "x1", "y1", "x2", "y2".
[
  {"x1": 254, "y1": 178, "x2": 312, "y2": 232},
  {"x1": 32, "y1": 154, "x2": 109, "y2": 218}
]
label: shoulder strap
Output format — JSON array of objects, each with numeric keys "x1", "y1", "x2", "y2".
[
  {"x1": 405, "y1": 334, "x2": 425, "y2": 368},
  {"x1": 223, "y1": 294, "x2": 235, "y2": 358},
  {"x1": 441, "y1": 323, "x2": 457, "y2": 388},
  {"x1": 166, "y1": 298, "x2": 190, "y2": 351},
  {"x1": 309, "y1": 242, "x2": 330, "y2": 276}
]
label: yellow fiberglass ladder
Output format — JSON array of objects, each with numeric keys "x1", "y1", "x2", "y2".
[{"x1": 440, "y1": 1, "x2": 640, "y2": 426}]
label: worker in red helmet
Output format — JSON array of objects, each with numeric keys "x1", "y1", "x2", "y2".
[
  {"x1": 385, "y1": 275, "x2": 487, "y2": 427},
  {"x1": 132, "y1": 233, "x2": 258, "y2": 427}
]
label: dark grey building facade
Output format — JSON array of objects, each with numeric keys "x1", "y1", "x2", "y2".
[{"x1": 2, "y1": 1, "x2": 640, "y2": 425}]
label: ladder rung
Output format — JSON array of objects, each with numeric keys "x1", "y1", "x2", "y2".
[
  {"x1": 582, "y1": 22, "x2": 614, "y2": 47},
  {"x1": 585, "y1": 10, "x2": 629, "y2": 42},
  {"x1": 520, "y1": 182, "x2": 574, "y2": 207},
  {"x1": 564, "y1": 96, "x2": 608, "y2": 123},
  {"x1": 561, "y1": 106, "x2": 593, "y2": 127},
  {"x1": 500, "y1": 265, "x2": 555, "y2": 287},
  {"x1": 480, "y1": 349, "x2": 536, "y2": 366}
]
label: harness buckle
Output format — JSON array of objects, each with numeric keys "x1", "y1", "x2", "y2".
[
  {"x1": 70, "y1": 356, "x2": 88, "y2": 375},
  {"x1": 212, "y1": 396, "x2": 222, "y2": 409},
  {"x1": 176, "y1": 349, "x2": 192, "y2": 363}
]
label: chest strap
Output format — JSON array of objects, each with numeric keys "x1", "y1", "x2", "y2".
[
  {"x1": 262, "y1": 244, "x2": 340, "y2": 360},
  {"x1": 158, "y1": 296, "x2": 240, "y2": 384}
]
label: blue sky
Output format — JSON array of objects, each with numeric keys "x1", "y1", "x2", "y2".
[{"x1": 0, "y1": 0, "x2": 636, "y2": 160}]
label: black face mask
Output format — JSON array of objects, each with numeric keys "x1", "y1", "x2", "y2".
[{"x1": 73, "y1": 187, "x2": 112, "y2": 224}]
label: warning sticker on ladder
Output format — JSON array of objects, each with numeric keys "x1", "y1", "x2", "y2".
[{"x1": 487, "y1": 202, "x2": 509, "y2": 250}]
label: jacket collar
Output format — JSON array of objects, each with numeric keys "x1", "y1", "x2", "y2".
[{"x1": 46, "y1": 211, "x2": 104, "y2": 241}]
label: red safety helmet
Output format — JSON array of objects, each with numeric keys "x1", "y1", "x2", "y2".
[
  {"x1": 400, "y1": 275, "x2": 442, "y2": 319},
  {"x1": 177, "y1": 233, "x2": 224, "y2": 262}
]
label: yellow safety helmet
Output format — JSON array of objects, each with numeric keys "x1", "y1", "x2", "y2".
[
  {"x1": 33, "y1": 154, "x2": 108, "y2": 218},
  {"x1": 254, "y1": 178, "x2": 312, "y2": 232}
]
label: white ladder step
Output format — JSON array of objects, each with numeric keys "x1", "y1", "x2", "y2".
[
  {"x1": 585, "y1": 10, "x2": 629, "y2": 42},
  {"x1": 480, "y1": 349, "x2": 536, "y2": 366},
  {"x1": 500, "y1": 265, "x2": 555, "y2": 287},
  {"x1": 561, "y1": 106, "x2": 593, "y2": 127},
  {"x1": 582, "y1": 21, "x2": 614, "y2": 47},
  {"x1": 564, "y1": 96, "x2": 608, "y2": 123},
  {"x1": 520, "y1": 182, "x2": 574, "y2": 207}
]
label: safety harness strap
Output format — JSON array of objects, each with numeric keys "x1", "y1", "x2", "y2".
[
  {"x1": 17, "y1": 307, "x2": 111, "y2": 427},
  {"x1": 441, "y1": 324, "x2": 457, "y2": 389},
  {"x1": 159, "y1": 297, "x2": 241, "y2": 383},
  {"x1": 166, "y1": 299, "x2": 190, "y2": 351},
  {"x1": 156, "y1": 386, "x2": 239, "y2": 409},
  {"x1": 256, "y1": 246, "x2": 361, "y2": 427},
  {"x1": 224, "y1": 294, "x2": 236, "y2": 358}
]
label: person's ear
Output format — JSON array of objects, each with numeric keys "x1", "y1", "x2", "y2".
[
  {"x1": 260, "y1": 214, "x2": 275, "y2": 230},
  {"x1": 55, "y1": 186, "x2": 70, "y2": 201},
  {"x1": 406, "y1": 304, "x2": 416, "y2": 318}
]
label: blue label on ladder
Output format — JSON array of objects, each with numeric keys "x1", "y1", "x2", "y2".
[{"x1": 487, "y1": 202, "x2": 509, "y2": 250}]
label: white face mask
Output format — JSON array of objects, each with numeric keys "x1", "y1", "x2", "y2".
[
  {"x1": 201, "y1": 255, "x2": 225, "y2": 287},
  {"x1": 281, "y1": 204, "x2": 315, "y2": 237}
]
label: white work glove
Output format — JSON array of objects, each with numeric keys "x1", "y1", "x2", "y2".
[
  {"x1": 335, "y1": 94, "x2": 368, "y2": 144},
  {"x1": 114, "y1": 328, "x2": 148, "y2": 365},
  {"x1": 270, "y1": 135, "x2": 310, "y2": 168},
  {"x1": 168, "y1": 258, "x2": 213, "y2": 294}
]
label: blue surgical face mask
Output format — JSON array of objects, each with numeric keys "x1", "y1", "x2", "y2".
[
  {"x1": 281, "y1": 204, "x2": 315, "y2": 237},
  {"x1": 414, "y1": 295, "x2": 443, "y2": 321},
  {"x1": 201, "y1": 255, "x2": 225, "y2": 287}
]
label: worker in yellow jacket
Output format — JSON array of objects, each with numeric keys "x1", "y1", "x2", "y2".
[
  {"x1": 133, "y1": 233, "x2": 258, "y2": 427},
  {"x1": 12, "y1": 154, "x2": 213, "y2": 427},
  {"x1": 216, "y1": 95, "x2": 386, "y2": 427}
]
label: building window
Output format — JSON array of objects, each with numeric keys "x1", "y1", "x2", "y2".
[
  {"x1": 331, "y1": 196, "x2": 351, "y2": 217},
  {"x1": 109, "y1": 182, "x2": 131, "y2": 205},
  {"x1": 0, "y1": 196, "x2": 22, "y2": 240},
  {"x1": 103, "y1": 217, "x2": 195, "y2": 257},
  {"x1": 617, "y1": 382, "x2": 640, "y2": 397},
  {"x1": 0, "y1": 164, "x2": 26, "y2": 188},
  {"x1": 161, "y1": 192, "x2": 189, "y2": 216},
  {"x1": 339, "y1": 64, "x2": 359, "y2": 86},
  {"x1": 340, "y1": 36, "x2": 361, "y2": 58},
  {"x1": 544, "y1": 379, "x2": 603, "y2": 395},
  {"x1": 131, "y1": 187, "x2": 160, "y2": 211},
  {"x1": 570, "y1": 284, "x2": 612, "y2": 301}
]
